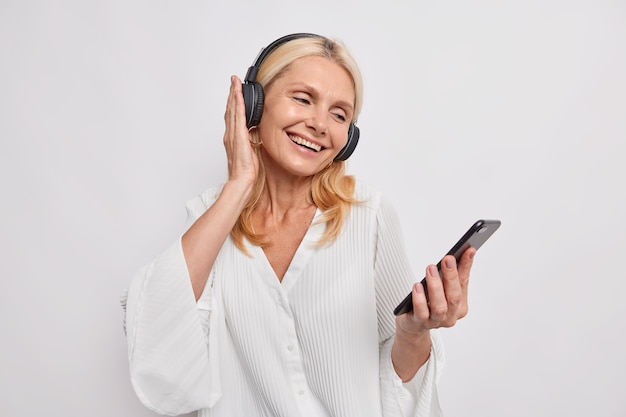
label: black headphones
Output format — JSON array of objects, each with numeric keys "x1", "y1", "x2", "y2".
[{"x1": 242, "y1": 33, "x2": 360, "y2": 162}]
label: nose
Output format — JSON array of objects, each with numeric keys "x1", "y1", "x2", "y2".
[{"x1": 304, "y1": 108, "x2": 328, "y2": 136}]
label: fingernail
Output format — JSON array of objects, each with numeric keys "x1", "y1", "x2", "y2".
[
  {"x1": 445, "y1": 257, "x2": 456, "y2": 269},
  {"x1": 428, "y1": 265, "x2": 438, "y2": 277},
  {"x1": 469, "y1": 250, "x2": 475, "y2": 260}
]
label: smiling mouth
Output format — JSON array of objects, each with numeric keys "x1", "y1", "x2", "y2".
[{"x1": 288, "y1": 134, "x2": 323, "y2": 152}]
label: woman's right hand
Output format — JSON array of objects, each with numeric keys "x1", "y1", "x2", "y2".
[{"x1": 223, "y1": 75, "x2": 259, "y2": 187}]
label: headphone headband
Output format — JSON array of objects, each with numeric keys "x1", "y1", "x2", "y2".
[{"x1": 244, "y1": 33, "x2": 322, "y2": 84}]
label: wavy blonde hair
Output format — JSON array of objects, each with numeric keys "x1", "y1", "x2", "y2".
[{"x1": 231, "y1": 35, "x2": 364, "y2": 252}]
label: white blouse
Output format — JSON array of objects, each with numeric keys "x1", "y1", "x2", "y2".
[{"x1": 122, "y1": 181, "x2": 444, "y2": 417}]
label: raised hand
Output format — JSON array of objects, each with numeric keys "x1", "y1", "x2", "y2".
[{"x1": 223, "y1": 75, "x2": 259, "y2": 186}]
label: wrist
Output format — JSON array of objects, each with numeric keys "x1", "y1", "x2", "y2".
[
  {"x1": 395, "y1": 325, "x2": 430, "y2": 346},
  {"x1": 392, "y1": 327, "x2": 432, "y2": 382},
  {"x1": 223, "y1": 177, "x2": 255, "y2": 200}
]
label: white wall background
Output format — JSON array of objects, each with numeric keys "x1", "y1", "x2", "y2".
[{"x1": 1, "y1": 1, "x2": 624, "y2": 416}]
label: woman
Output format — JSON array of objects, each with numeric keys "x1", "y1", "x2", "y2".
[{"x1": 122, "y1": 33, "x2": 475, "y2": 417}]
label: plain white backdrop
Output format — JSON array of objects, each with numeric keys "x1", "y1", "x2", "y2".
[{"x1": 1, "y1": 1, "x2": 624, "y2": 416}]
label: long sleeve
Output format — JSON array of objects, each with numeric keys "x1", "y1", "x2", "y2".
[
  {"x1": 379, "y1": 332, "x2": 444, "y2": 416},
  {"x1": 121, "y1": 189, "x2": 223, "y2": 416},
  {"x1": 373, "y1": 195, "x2": 445, "y2": 417},
  {"x1": 123, "y1": 240, "x2": 217, "y2": 415}
]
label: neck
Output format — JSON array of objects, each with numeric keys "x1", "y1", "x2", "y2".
[
  {"x1": 253, "y1": 174, "x2": 316, "y2": 234},
  {"x1": 259, "y1": 174, "x2": 314, "y2": 212},
  {"x1": 257, "y1": 151, "x2": 318, "y2": 213}
]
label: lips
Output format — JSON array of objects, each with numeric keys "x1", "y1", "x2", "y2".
[{"x1": 288, "y1": 134, "x2": 323, "y2": 152}]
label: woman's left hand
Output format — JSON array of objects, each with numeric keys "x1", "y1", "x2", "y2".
[{"x1": 396, "y1": 247, "x2": 475, "y2": 336}]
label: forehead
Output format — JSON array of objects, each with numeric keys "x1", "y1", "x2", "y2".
[{"x1": 271, "y1": 56, "x2": 355, "y2": 102}]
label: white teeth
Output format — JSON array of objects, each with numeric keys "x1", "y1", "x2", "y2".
[{"x1": 289, "y1": 135, "x2": 322, "y2": 152}]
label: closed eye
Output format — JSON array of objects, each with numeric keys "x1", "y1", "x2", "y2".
[
  {"x1": 293, "y1": 95, "x2": 311, "y2": 105},
  {"x1": 333, "y1": 113, "x2": 347, "y2": 122}
]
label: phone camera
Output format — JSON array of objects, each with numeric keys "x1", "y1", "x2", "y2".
[{"x1": 477, "y1": 226, "x2": 487, "y2": 234}]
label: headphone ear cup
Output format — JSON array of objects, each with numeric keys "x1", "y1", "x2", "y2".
[
  {"x1": 334, "y1": 123, "x2": 360, "y2": 161},
  {"x1": 242, "y1": 81, "x2": 265, "y2": 128}
]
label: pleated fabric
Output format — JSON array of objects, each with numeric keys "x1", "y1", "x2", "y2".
[{"x1": 122, "y1": 181, "x2": 444, "y2": 417}]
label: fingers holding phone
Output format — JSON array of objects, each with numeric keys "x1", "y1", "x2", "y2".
[
  {"x1": 393, "y1": 220, "x2": 500, "y2": 316},
  {"x1": 401, "y1": 253, "x2": 473, "y2": 333},
  {"x1": 439, "y1": 251, "x2": 474, "y2": 323},
  {"x1": 456, "y1": 246, "x2": 475, "y2": 299}
]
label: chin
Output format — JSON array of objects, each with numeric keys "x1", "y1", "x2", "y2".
[
  {"x1": 282, "y1": 158, "x2": 331, "y2": 178},
  {"x1": 263, "y1": 147, "x2": 332, "y2": 177},
  {"x1": 284, "y1": 165, "x2": 325, "y2": 178}
]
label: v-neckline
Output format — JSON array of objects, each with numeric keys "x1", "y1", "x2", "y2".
[{"x1": 247, "y1": 208, "x2": 324, "y2": 293}]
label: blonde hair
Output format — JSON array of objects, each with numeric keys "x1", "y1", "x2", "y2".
[{"x1": 231, "y1": 35, "x2": 364, "y2": 252}]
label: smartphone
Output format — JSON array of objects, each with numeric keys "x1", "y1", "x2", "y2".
[{"x1": 393, "y1": 219, "x2": 501, "y2": 316}]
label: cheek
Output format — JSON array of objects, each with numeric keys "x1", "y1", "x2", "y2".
[
  {"x1": 331, "y1": 125, "x2": 350, "y2": 147},
  {"x1": 257, "y1": 104, "x2": 291, "y2": 135},
  {"x1": 256, "y1": 110, "x2": 278, "y2": 139}
]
